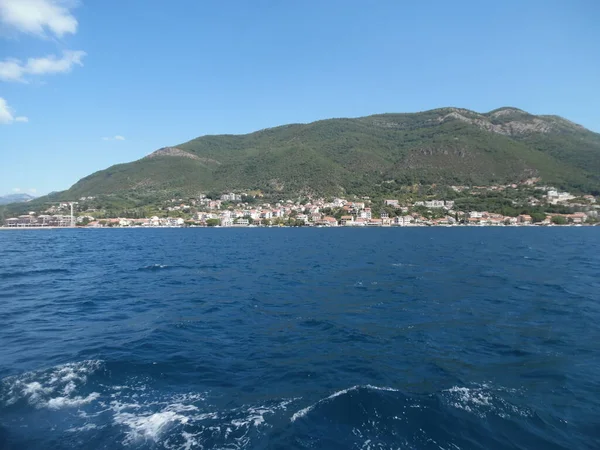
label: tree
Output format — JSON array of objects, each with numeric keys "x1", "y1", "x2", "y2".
[
  {"x1": 530, "y1": 212, "x2": 546, "y2": 223},
  {"x1": 551, "y1": 215, "x2": 567, "y2": 225},
  {"x1": 206, "y1": 218, "x2": 220, "y2": 227},
  {"x1": 241, "y1": 195, "x2": 257, "y2": 204}
]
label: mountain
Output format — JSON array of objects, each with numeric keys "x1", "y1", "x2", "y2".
[
  {"x1": 0, "y1": 193, "x2": 36, "y2": 206},
  {"x1": 24, "y1": 107, "x2": 600, "y2": 206}
]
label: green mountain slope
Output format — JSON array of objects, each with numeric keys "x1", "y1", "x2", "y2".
[{"x1": 30, "y1": 107, "x2": 600, "y2": 205}]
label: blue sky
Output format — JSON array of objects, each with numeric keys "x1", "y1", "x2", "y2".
[{"x1": 1, "y1": 0, "x2": 599, "y2": 196}]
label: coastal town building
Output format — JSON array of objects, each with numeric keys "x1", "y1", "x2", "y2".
[{"x1": 3, "y1": 184, "x2": 598, "y2": 229}]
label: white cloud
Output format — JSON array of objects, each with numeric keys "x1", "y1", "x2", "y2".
[
  {"x1": 0, "y1": 97, "x2": 27, "y2": 124},
  {"x1": 27, "y1": 50, "x2": 85, "y2": 74},
  {"x1": 0, "y1": 50, "x2": 86, "y2": 82},
  {"x1": 12, "y1": 187, "x2": 21, "y2": 192},
  {"x1": 0, "y1": 1, "x2": 85, "y2": 83},
  {"x1": 0, "y1": 0, "x2": 78, "y2": 38},
  {"x1": 0, "y1": 97, "x2": 13, "y2": 123},
  {"x1": 103, "y1": 135, "x2": 126, "y2": 141},
  {"x1": 0, "y1": 59, "x2": 23, "y2": 82},
  {"x1": 28, "y1": 188, "x2": 37, "y2": 193}
]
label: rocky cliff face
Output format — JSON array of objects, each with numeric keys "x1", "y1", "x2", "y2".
[
  {"x1": 436, "y1": 107, "x2": 581, "y2": 136},
  {"x1": 145, "y1": 147, "x2": 222, "y2": 166},
  {"x1": 145, "y1": 147, "x2": 200, "y2": 160}
]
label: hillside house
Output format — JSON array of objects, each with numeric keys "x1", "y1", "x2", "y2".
[
  {"x1": 517, "y1": 214, "x2": 532, "y2": 224},
  {"x1": 340, "y1": 215, "x2": 354, "y2": 226}
]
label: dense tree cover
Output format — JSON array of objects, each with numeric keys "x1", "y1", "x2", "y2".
[
  {"x1": 451, "y1": 190, "x2": 576, "y2": 217},
  {"x1": 530, "y1": 212, "x2": 547, "y2": 223},
  {"x1": 5, "y1": 107, "x2": 600, "y2": 216},
  {"x1": 552, "y1": 215, "x2": 568, "y2": 225}
]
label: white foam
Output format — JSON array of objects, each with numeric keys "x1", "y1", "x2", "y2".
[
  {"x1": 232, "y1": 399, "x2": 296, "y2": 428},
  {"x1": 66, "y1": 423, "x2": 100, "y2": 433},
  {"x1": 180, "y1": 431, "x2": 199, "y2": 450},
  {"x1": 4, "y1": 364, "x2": 306, "y2": 447},
  {"x1": 63, "y1": 381, "x2": 77, "y2": 395},
  {"x1": 291, "y1": 385, "x2": 398, "y2": 422},
  {"x1": 47, "y1": 392, "x2": 100, "y2": 409},
  {"x1": 447, "y1": 386, "x2": 492, "y2": 408},
  {"x1": 144, "y1": 264, "x2": 168, "y2": 269},
  {"x1": 112, "y1": 399, "x2": 202, "y2": 444},
  {"x1": 1, "y1": 360, "x2": 103, "y2": 409},
  {"x1": 364, "y1": 385, "x2": 400, "y2": 392},
  {"x1": 116, "y1": 410, "x2": 188, "y2": 443},
  {"x1": 231, "y1": 414, "x2": 264, "y2": 428},
  {"x1": 22, "y1": 381, "x2": 53, "y2": 403},
  {"x1": 444, "y1": 384, "x2": 530, "y2": 418}
]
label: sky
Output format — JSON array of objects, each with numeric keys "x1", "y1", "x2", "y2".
[{"x1": 1, "y1": 0, "x2": 599, "y2": 196}]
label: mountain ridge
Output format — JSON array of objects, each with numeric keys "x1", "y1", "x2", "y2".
[
  {"x1": 0, "y1": 193, "x2": 37, "y2": 206},
  {"x1": 9, "y1": 107, "x2": 600, "y2": 212}
]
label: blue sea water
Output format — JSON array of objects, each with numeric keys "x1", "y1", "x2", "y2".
[{"x1": 0, "y1": 228, "x2": 599, "y2": 450}]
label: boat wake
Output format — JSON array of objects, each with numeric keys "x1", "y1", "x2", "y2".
[{"x1": 0, "y1": 363, "x2": 559, "y2": 449}]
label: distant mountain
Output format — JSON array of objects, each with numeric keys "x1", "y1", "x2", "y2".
[
  {"x1": 0, "y1": 193, "x2": 36, "y2": 206},
  {"x1": 23, "y1": 107, "x2": 600, "y2": 205}
]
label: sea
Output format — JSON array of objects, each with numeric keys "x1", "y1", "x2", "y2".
[{"x1": 0, "y1": 228, "x2": 599, "y2": 450}]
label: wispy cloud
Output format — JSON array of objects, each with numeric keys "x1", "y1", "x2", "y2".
[
  {"x1": 10, "y1": 187, "x2": 37, "y2": 195},
  {"x1": 0, "y1": 97, "x2": 28, "y2": 124},
  {"x1": 102, "y1": 135, "x2": 126, "y2": 141},
  {"x1": 0, "y1": 1, "x2": 85, "y2": 83},
  {"x1": 0, "y1": 0, "x2": 79, "y2": 38},
  {"x1": 0, "y1": 50, "x2": 86, "y2": 82}
]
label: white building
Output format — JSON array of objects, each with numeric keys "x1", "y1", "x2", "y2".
[
  {"x1": 424, "y1": 200, "x2": 445, "y2": 208},
  {"x1": 359, "y1": 208, "x2": 372, "y2": 220},
  {"x1": 221, "y1": 193, "x2": 242, "y2": 202},
  {"x1": 221, "y1": 217, "x2": 234, "y2": 227},
  {"x1": 394, "y1": 216, "x2": 412, "y2": 226}
]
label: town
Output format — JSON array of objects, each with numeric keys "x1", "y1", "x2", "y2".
[{"x1": 3, "y1": 181, "x2": 599, "y2": 228}]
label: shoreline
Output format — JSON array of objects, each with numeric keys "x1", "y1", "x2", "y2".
[{"x1": 0, "y1": 224, "x2": 596, "y2": 230}]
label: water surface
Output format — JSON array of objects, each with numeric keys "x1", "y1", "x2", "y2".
[{"x1": 1, "y1": 228, "x2": 599, "y2": 449}]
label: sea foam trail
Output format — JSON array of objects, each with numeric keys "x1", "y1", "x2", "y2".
[
  {"x1": 290, "y1": 385, "x2": 399, "y2": 422},
  {"x1": 1, "y1": 360, "x2": 103, "y2": 410},
  {"x1": 2, "y1": 362, "x2": 300, "y2": 448},
  {"x1": 109, "y1": 393, "x2": 297, "y2": 447},
  {"x1": 442, "y1": 384, "x2": 531, "y2": 418}
]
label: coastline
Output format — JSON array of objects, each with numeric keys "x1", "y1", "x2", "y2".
[{"x1": 1, "y1": 224, "x2": 596, "y2": 230}]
